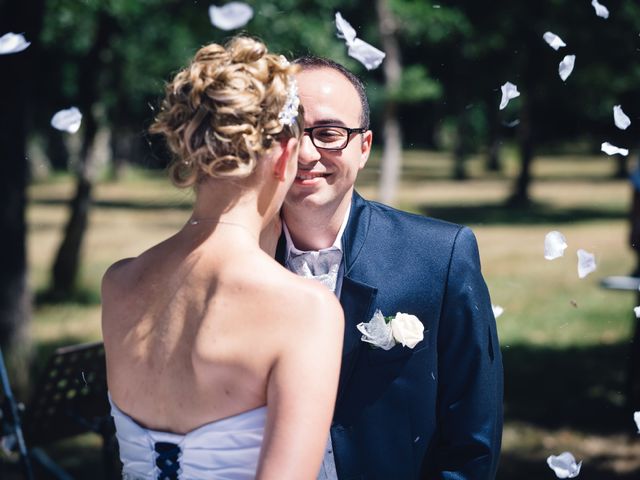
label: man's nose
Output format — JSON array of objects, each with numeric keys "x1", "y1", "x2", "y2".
[{"x1": 298, "y1": 133, "x2": 322, "y2": 164}]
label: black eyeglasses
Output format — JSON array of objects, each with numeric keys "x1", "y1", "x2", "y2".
[{"x1": 303, "y1": 126, "x2": 367, "y2": 151}]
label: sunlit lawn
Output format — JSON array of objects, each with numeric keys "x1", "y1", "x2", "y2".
[{"x1": 15, "y1": 149, "x2": 640, "y2": 478}]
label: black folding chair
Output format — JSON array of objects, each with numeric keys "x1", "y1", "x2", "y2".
[{"x1": 0, "y1": 341, "x2": 117, "y2": 479}]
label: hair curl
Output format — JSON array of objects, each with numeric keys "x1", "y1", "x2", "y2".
[{"x1": 150, "y1": 36, "x2": 302, "y2": 188}]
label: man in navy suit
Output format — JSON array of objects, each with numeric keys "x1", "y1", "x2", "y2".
[{"x1": 277, "y1": 56, "x2": 503, "y2": 479}]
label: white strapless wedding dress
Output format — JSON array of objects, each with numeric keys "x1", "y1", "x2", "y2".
[{"x1": 109, "y1": 394, "x2": 267, "y2": 479}]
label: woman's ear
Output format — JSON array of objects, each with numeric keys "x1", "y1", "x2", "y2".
[{"x1": 273, "y1": 137, "x2": 299, "y2": 181}]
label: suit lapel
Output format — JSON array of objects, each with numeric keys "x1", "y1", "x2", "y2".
[
  {"x1": 334, "y1": 192, "x2": 376, "y2": 407},
  {"x1": 336, "y1": 275, "x2": 376, "y2": 407},
  {"x1": 277, "y1": 192, "x2": 375, "y2": 407}
]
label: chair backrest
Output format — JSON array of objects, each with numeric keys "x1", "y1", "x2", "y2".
[{"x1": 22, "y1": 341, "x2": 112, "y2": 446}]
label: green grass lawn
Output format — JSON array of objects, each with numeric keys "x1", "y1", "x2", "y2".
[{"x1": 9, "y1": 149, "x2": 640, "y2": 478}]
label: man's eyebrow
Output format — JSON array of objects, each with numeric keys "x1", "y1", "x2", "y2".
[{"x1": 309, "y1": 119, "x2": 348, "y2": 127}]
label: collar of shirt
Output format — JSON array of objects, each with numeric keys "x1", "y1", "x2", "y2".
[{"x1": 282, "y1": 203, "x2": 351, "y2": 263}]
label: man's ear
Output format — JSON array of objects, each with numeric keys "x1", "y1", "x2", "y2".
[
  {"x1": 359, "y1": 129, "x2": 373, "y2": 169},
  {"x1": 274, "y1": 137, "x2": 298, "y2": 181}
]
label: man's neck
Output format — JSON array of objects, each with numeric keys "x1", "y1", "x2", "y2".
[{"x1": 283, "y1": 193, "x2": 352, "y2": 251}]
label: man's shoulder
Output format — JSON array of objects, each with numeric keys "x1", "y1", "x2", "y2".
[{"x1": 360, "y1": 196, "x2": 465, "y2": 238}]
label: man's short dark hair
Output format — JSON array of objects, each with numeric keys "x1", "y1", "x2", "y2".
[{"x1": 293, "y1": 56, "x2": 370, "y2": 130}]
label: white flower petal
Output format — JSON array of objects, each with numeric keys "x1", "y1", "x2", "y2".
[
  {"x1": 208, "y1": 2, "x2": 253, "y2": 30},
  {"x1": 492, "y1": 305, "x2": 504, "y2": 319},
  {"x1": 634, "y1": 306, "x2": 640, "y2": 319},
  {"x1": 335, "y1": 12, "x2": 385, "y2": 70},
  {"x1": 545, "y1": 231, "x2": 568, "y2": 260},
  {"x1": 543, "y1": 31, "x2": 567, "y2": 50},
  {"x1": 50, "y1": 107, "x2": 82, "y2": 133},
  {"x1": 0, "y1": 32, "x2": 31, "y2": 55},
  {"x1": 601, "y1": 142, "x2": 629, "y2": 156},
  {"x1": 559, "y1": 55, "x2": 575, "y2": 82},
  {"x1": 335, "y1": 12, "x2": 357, "y2": 44},
  {"x1": 591, "y1": 0, "x2": 610, "y2": 19},
  {"x1": 547, "y1": 452, "x2": 582, "y2": 478},
  {"x1": 347, "y1": 38, "x2": 386, "y2": 70},
  {"x1": 634, "y1": 411, "x2": 640, "y2": 433},
  {"x1": 613, "y1": 105, "x2": 631, "y2": 130},
  {"x1": 357, "y1": 309, "x2": 396, "y2": 350},
  {"x1": 577, "y1": 249, "x2": 596, "y2": 279},
  {"x1": 499, "y1": 82, "x2": 520, "y2": 110}
]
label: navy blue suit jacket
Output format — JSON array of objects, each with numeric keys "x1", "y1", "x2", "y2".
[{"x1": 277, "y1": 192, "x2": 503, "y2": 479}]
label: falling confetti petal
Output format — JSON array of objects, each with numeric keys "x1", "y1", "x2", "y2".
[
  {"x1": 208, "y1": 2, "x2": 253, "y2": 30},
  {"x1": 547, "y1": 452, "x2": 582, "y2": 478},
  {"x1": 591, "y1": 0, "x2": 609, "y2": 19},
  {"x1": 0, "y1": 32, "x2": 30, "y2": 55},
  {"x1": 492, "y1": 305, "x2": 504, "y2": 319},
  {"x1": 634, "y1": 411, "x2": 640, "y2": 432},
  {"x1": 559, "y1": 55, "x2": 575, "y2": 82},
  {"x1": 543, "y1": 32, "x2": 567, "y2": 50},
  {"x1": 499, "y1": 82, "x2": 520, "y2": 110},
  {"x1": 545, "y1": 231, "x2": 568, "y2": 260},
  {"x1": 613, "y1": 105, "x2": 631, "y2": 130},
  {"x1": 335, "y1": 12, "x2": 386, "y2": 70},
  {"x1": 577, "y1": 249, "x2": 596, "y2": 279},
  {"x1": 503, "y1": 119, "x2": 520, "y2": 128},
  {"x1": 50, "y1": 107, "x2": 82, "y2": 133},
  {"x1": 601, "y1": 142, "x2": 629, "y2": 156}
]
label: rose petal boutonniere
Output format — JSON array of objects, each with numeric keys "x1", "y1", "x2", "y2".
[{"x1": 356, "y1": 310, "x2": 424, "y2": 350}]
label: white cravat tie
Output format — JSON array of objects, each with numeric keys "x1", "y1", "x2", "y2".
[{"x1": 287, "y1": 248, "x2": 342, "y2": 293}]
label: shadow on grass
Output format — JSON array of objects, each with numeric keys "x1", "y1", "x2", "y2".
[
  {"x1": 31, "y1": 197, "x2": 191, "y2": 210},
  {"x1": 419, "y1": 201, "x2": 626, "y2": 225},
  {"x1": 498, "y1": 453, "x2": 640, "y2": 480},
  {"x1": 34, "y1": 286, "x2": 101, "y2": 307},
  {"x1": 503, "y1": 342, "x2": 634, "y2": 435}
]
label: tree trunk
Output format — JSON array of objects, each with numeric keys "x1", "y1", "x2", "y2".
[
  {"x1": 0, "y1": 0, "x2": 46, "y2": 391},
  {"x1": 376, "y1": 0, "x2": 403, "y2": 206},
  {"x1": 508, "y1": 94, "x2": 533, "y2": 206},
  {"x1": 614, "y1": 155, "x2": 628, "y2": 179},
  {"x1": 49, "y1": 13, "x2": 117, "y2": 298},
  {"x1": 485, "y1": 99, "x2": 502, "y2": 172},
  {"x1": 452, "y1": 114, "x2": 468, "y2": 181}
]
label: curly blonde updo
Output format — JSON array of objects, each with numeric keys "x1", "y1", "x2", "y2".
[{"x1": 150, "y1": 36, "x2": 303, "y2": 188}]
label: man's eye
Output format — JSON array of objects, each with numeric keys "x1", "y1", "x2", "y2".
[{"x1": 316, "y1": 129, "x2": 344, "y2": 139}]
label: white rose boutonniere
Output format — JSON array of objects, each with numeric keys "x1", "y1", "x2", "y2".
[{"x1": 357, "y1": 310, "x2": 424, "y2": 350}]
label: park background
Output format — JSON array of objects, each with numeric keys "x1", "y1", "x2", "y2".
[{"x1": 1, "y1": 0, "x2": 640, "y2": 478}]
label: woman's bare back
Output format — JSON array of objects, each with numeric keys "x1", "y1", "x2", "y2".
[{"x1": 102, "y1": 231, "x2": 341, "y2": 435}]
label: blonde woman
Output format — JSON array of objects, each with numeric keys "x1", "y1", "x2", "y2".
[{"x1": 101, "y1": 36, "x2": 343, "y2": 479}]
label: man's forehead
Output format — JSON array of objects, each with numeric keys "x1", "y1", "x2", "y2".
[{"x1": 296, "y1": 68, "x2": 362, "y2": 125}]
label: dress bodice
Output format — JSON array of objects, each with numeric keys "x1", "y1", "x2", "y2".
[{"x1": 109, "y1": 394, "x2": 267, "y2": 480}]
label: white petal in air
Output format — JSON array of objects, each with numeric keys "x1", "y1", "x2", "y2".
[
  {"x1": 601, "y1": 142, "x2": 629, "y2": 156},
  {"x1": 559, "y1": 55, "x2": 575, "y2": 82},
  {"x1": 50, "y1": 107, "x2": 82, "y2": 133},
  {"x1": 613, "y1": 105, "x2": 631, "y2": 130},
  {"x1": 634, "y1": 411, "x2": 640, "y2": 433},
  {"x1": 335, "y1": 12, "x2": 386, "y2": 70},
  {"x1": 0, "y1": 32, "x2": 31, "y2": 55},
  {"x1": 577, "y1": 249, "x2": 596, "y2": 279},
  {"x1": 543, "y1": 32, "x2": 567, "y2": 50},
  {"x1": 591, "y1": 0, "x2": 610, "y2": 19},
  {"x1": 544, "y1": 231, "x2": 568, "y2": 260},
  {"x1": 547, "y1": 452, "x2": 582, "y2": 478},
  {"x1": 499, "y1": 82, "x2": 520, "y2": 110},
  {"x1": 492, "y1": 305, "x2": 504, "y2": 319},
  {"x1": 634, "y1": 306, "x2": 640, "y2": 319},
  {"x1": 335, "y1": 12, "x2": 357, "y2": 44},
  {"x1": 208, "y1": 2, "x2": 253, "y2": 30}
]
